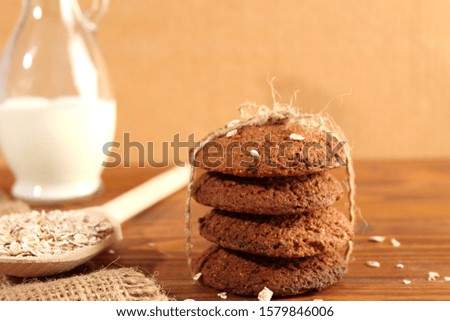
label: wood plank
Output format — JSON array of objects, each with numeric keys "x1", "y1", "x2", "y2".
[{"x1": 1, "y1": 160, "x2": 449, "y2": 300}]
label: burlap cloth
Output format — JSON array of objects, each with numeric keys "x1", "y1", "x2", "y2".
[{"x1": 0, "y1": 191, "x2": 170, "y2": 301}]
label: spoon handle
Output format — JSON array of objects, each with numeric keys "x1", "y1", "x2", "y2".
[{"x1": 102, "y1": 166, "x2": 190, "y2": 223}]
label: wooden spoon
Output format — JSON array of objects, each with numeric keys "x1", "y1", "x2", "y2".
[{"x1": 0, "y1": 166, "x2": 189, "y2": 277}]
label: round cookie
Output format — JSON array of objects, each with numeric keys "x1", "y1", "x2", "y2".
[
  {"x1": 193, "y1": 118, "x2": 347, "y2": 177},
  {"x1": 192, "y1": 171, "x2": 343, "y2": 215},
  {"x1": 199, "y1": 208, "x2": 353, "y2": 258},
  {"x1": 196, "y1": 246, "x2": 347, "y2": 297}
]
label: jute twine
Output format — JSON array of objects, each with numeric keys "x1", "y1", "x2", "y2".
[
  {"x1": 0, "y1": 192, "x2": 170, "y2": 301},
  {"x1": 184, "y1": 89, "x2": 357, "y2": 274}
]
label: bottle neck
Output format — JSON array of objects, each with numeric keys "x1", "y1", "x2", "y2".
[{"x1": 23, "y1": 0, "x2": 77, "y2": 21}]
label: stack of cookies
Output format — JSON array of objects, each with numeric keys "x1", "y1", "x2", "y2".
[{"x1": 190, "y1": 116, "x2": 354, "y2": 297}]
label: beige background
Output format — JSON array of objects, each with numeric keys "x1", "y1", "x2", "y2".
[{"x1": 1, "y1": 0, "x2": 450, "y2": 167}]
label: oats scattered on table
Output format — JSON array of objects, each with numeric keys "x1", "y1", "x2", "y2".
[
  {"x1": 0, "y1": 210, "x2": 113, "y2": 257},
  {"x1": 428, "y1": 272, "x2": 440, "y2": 281},
  {"x1": 226, "y1": 129, "x2": 237, "y2": 137},
  {"x1": 402, "y1": 279, "x2": 412, "y2": 285},
  {"x1": 258, "y1": 287, "x2": 273, "y2": 301},
  {"x1": 390, "y1": 238, "x2": 401, "y2": 247},
  {"x1": 395, "y1": 263, "x2": 405, "y2": 269},
  {"x1": 192, "y1": 272, "x2": 202, "y2": 281},
  {"x1": 217, "y1": 292, "x2": 227, "y2": 299},
  {"x1": 368, "y1": 235, "x2": 385, "y2": 243},
  {"x1": 366, "y1": 261, "x2": 381, "y2": 268}
]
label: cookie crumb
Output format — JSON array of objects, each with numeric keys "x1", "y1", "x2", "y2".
[
  {"x1": 395, "y1": 263, "x2": 404, "y2": 269},
  {"x1": 193, "y1": 272, "x2": 202, "y2": 281},
  {"x1": 428, "y1": 272, "x2": 440, "y2": 281},
  {"x1": 368, "y1": 236, "x2": 385, "y2": 243},
  {"x1": 107, "y1": 249, "x2": 115, "y2": 254},
  {"x1": 289, "y1": 133, "x2": 305, "y2": 141},
  {"x1": 443, "y1": 276, "x2": 450, "y2": 282},
  {"x1": 258, "y1": 287, "x2": 273, "y2": 301},
  {"x1": 402, "y1": 279, "x2": 412, "y2": 285},
  {"x1": 227, "y1": 119, "x2": 240, "y2": 128},
  {"x1": 217, "y1": 292, "x2": 227, "y2": 299},
  {"x1": 390, "y1": 238, "x2": 401, "y2": 247},
  {"x1": 366, "y1": 261, "x2": 381, "y2": 268},
  {"x1": 250, "y1": 149, "x2": 260, "y2": 157},
  {"x1": 226, "y1": 129, "x2": 238, "y2": 137}
]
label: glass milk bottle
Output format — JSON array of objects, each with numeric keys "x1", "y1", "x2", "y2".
[{"x1": 0, "y1": 0, "x2": 116, "y2": 203}]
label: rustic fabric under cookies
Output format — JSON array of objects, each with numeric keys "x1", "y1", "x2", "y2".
[{"x1": 0, "y1": 268, "x2": 169, "y2": 301}]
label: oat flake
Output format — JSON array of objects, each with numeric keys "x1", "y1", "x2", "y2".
[
  {"x1": 289, "y1": 133, "x2": 305, "y2": 141},
  {"x1": 443, "y1": 276, "x2": 450, "y2": 282},
  {"x1": 193, "y1": 272, "x2": 202, "y2": 281},
  {"x1": 258, "y1": 287, "x2": 273, "y2": 301},
  {"x1": 368, "y1": 236, "x2": 385, "y2": 243},
  {"x1": 217, "y1": 292, "x2": 227, "y2": 299},
  {"x1": 428, "y1": 272, "x2": 440, "y2": 281},
  {"x1": 227, "y1": 119, "x2": 240, "y2": 128},
  {"x1": 365, "y1": 261, "x2": 381, "y2": 268},
  {"x1": 396, "y1": 263, "x2": 405, "y2": 269},
  {"x1": 73, "y1": 233, "x2": 89, "y2": 244},
  {"x1": 250, "y1": 149, "x2": 260, "y2": 157},
  {"x1": 403, "y1": 279, "x2": 412, "y2": 285},
  {"x1": 390, "y1": 238, "x2": 401, "y2": 247},
  {"x1": 226, "y1": 129, "x2": 237, "y2": 137}
]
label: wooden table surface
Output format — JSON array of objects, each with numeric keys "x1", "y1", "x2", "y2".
[{"x1": 1, "y1": 160, "x2": 450, "y2": 301}]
